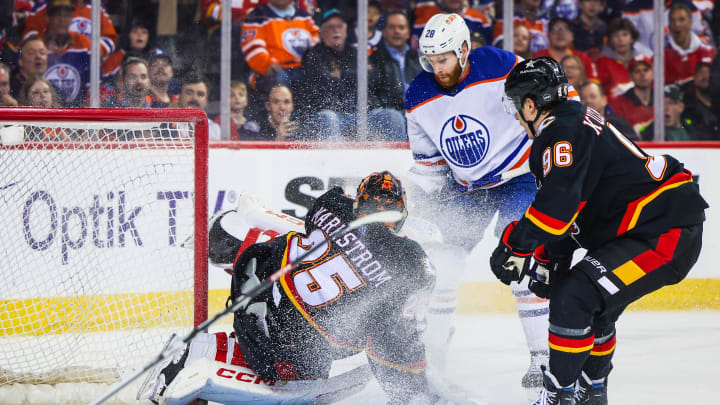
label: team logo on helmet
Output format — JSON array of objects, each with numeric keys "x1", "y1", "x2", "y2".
[
  {"x1": 439, "y1": 115, "x2": 490, "y2": 168},
  {"x1": 282, "y1": 28, "x2": 312, "y2": 59}
]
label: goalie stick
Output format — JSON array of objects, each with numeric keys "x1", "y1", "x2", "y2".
[
  {"x1": 90, "y1": 210, "x2": 405, "y2": 405},
  {"x1": 439, "y1": 165, "x2": 532, "y2": 202}
]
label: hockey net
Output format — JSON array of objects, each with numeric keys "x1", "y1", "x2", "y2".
[{"x1": 0, "y1": 108, "x2": 208, "y2": 387}]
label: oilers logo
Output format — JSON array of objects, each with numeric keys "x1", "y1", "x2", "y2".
[
  {"x1": 70, "y1": 18, "x2": 92, "y2": 37},
  {"x1": 45, "y1": 63, "x2": 82, "y2": 104},
  {"x1": 439, "y1": 115, "x2": 490, "y2": 168},
  {"x1": 282, "y1": 28, "x2": 312, "y2": 59}
]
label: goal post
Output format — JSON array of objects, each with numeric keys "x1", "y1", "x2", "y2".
[{"x1": 0, "y1": 108, "x2": 208, "y2": 386}]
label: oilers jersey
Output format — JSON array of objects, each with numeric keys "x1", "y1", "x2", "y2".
[{"x1": 406, "y1": 46, "x2": 529, "y2": 188}]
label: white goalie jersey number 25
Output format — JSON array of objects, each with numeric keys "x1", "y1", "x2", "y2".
[{"x1": 289, "y1": 230, "x2": 366, "y2": 308}]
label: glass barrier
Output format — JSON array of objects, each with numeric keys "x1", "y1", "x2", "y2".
[{"x1": 0, "y1": 0, "x2": 718, "y2": 142}]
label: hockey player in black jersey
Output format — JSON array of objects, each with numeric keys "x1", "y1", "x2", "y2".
[
  {"x1": 491, "y1": 57, "x2": 708, "y2": 405},
  {"x1": 138, "y1": 171, "x2": 440, "y2": 404}
]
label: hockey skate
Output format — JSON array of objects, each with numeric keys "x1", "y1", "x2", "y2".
[
  {"x1": 136, "y1": 333, "x2": 190, "y2": 404},
  {"x1": 530, "y1": 366, "x2": 575, "y2": 405},
  {"x1": 522, "y1": 350, "x2": 549, "y2": 388},
  {"x1": 574, "y1": 371, "x2": 608, "y2": 404}
]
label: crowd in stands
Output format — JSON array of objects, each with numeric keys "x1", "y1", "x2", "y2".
[{"x1": 0, "y1": 0, "x2": 719, "y2": 141}]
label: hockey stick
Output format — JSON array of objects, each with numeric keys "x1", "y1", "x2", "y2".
[
  {"x1": 438, "y1": 165, "x2": 532, "y2": 202},
  {"x1": 90, "y1": 210, "x2": 404, "y2": 405}
]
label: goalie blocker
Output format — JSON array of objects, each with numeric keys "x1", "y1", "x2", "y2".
[{"x1": 140, "y1": 172, "x2": 442, "y2": 404}]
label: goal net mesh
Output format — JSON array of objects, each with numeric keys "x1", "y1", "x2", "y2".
[{"x1": 0, "y1": 115, "x2": 207, "y2": 386}]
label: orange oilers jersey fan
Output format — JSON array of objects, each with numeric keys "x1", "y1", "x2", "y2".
[{"x1": 241, "y1": 4, "x2": 319, "y2": 77}]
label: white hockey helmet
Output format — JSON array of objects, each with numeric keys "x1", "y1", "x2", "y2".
[{"x1": 418, "y1": 13, "x2": 471, "y2": 73}]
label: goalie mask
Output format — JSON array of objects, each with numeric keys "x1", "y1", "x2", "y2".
[{"x1": 353, "y1": 171, "x2": 408, "y2": 233}]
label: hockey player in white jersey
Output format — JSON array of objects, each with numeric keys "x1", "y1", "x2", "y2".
[{"x1": 404, "y1": 13, "x2": 573, "y2": 391}]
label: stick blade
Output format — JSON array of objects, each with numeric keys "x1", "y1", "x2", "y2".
[{"x1": 349, "y1": 210, "x2": 404, "y2": 230}]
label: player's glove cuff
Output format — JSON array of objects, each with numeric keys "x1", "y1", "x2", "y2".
[
  {"x1": 490, "y1": 221, "x2": 532, "y2": 285},
  {"x1": 526, "y1": 245, "x2": 552, "y2": 298}
]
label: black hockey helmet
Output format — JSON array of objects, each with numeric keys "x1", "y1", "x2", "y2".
[
  {"x1": 504, "y1": 57, "x2": 569, "y2": 115},
  {"x1": 353, "y1": 171, "x2": 408, "y2": 233}
]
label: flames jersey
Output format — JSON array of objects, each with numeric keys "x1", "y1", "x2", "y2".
[
  {"x1": 507, "y1": 100, "x2": 708, "y2": 253},
  {"x1": 241, "y1": 4, "x2": 319, "y2": 76},
  {"x1": 232, "y1": 187, "x2": 434, "y2": 395},
  {"x1": 23, "y1": 2, "x2": 117, "y2": 58},
  {"x1": 406, "y1": 46, "x2": 530, "y2": 187}
]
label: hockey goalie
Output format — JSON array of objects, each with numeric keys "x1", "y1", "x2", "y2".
[{"x1": 137, "y1": 172, "x2": 456, "y2": 405}]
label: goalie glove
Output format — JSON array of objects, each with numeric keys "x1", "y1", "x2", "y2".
[{"x1": 490, "y1": 221, "x2": 532, "y2": 285}]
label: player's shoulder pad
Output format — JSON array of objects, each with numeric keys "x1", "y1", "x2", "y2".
[
  {"x1": 405, "y1": 71, "x2": 442, "y2": 112},
  {"x1": 314, "y1": 186, "x2": 353, "y2": 210},
  {"x1": 537, "y1": 100, "x2": 587, "y2": 139},
  {"x1": 466, "y1": 46, "x2": 518, "y2": 83},
  {"x1": 306, "y1": 186, "x2": 354, "y2": 233}
]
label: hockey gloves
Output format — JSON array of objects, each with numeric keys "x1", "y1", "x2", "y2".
[
  {"x1": 490, "y1": 221, "x2": 532, "y2": 285},
  {"x1": 526, "y1": 246, "x2": 573, "y2": 298},
  {"x1": 526, "y1": 246, "x2": 552, "y2": 298}
]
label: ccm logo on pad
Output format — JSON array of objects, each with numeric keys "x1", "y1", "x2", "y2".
[{"x1": 216, "y1": 368, "x2": 276, "y2": 386}]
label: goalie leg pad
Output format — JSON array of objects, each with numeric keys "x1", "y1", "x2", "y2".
[{"x1": 162, "y1": 358, "x2": 372, "y2": 405}]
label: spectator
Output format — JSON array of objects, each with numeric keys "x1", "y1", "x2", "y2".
[
  {"x1": 102, "y1": 17, "x2": 169, "y2": 80},
  {"x1": 368, "y1": 10, "x2": 421, "y2": 141},
  {"x1": 561, "y1": 54, "x2": 587, "y2": 91},
  {"x1": 579, "y1": 81, "x2": 639, "y2": 139},
  {"x1": 533, "y1": 17, "x2": 599, "y2": 82},
  {"x1": 357, "y1": 0, "x2": 383, "y2": 48},
  {"x1": 148, "y1": 53, "x2": 177, "y2": 108},
  {"x1": 512, "y1": 23, "x2": 532, "y2": 59},
  {"x1": 641, "y1": 84, "x2": 692, "y2": 140},
  {"x1": 572, "y1": 0, "x2": 607, "y2": 60},
  {"x1": 257, "y1": 84, "x2": 298, "y2": 141},
  {"x1": 0, "y1": 62, "x2": 19, "y2": 106},
  {"x1": 493, "y1": 0, "x2": 550, "y2": 54},
  {"x1": 595, "y1": 17, "x2": 651, "y2": 98},
  {"x1": 241, "y1": 0, "x2": 319, "y2": 97},
  {"x1": 413, "y1": 0, "x2": 494, "y2": 48},
  {"x1": 665, "y1": 2, "x2": 716, "y2": 85},
  {"x1": 101, "y1": 57, "x2": 151, "y2": 108},
  {"x1": 470, "y1": 31, "x2": 486, "y2": 49},
  {"x1": 297, "y1": 9, "x2": 358, "y2": 140},
  {"x1": 683, "y1": 58, "x2": 720, "y2": 140},
  {"x1": 10, "y1": 36, "x2": 48, "y2": 99},
  {"x1": 42, "y1": 0, "x2": 92, "y2": 106},
  {"x1": 712, "y1": 51, "x2": 720, "y2": 115},
  {"x1": 609, "y1": 55, "x2": 655, "y2": 134},
  {"x1": 176, "y1": 71, "x2": 222, "y2": 141},
  {"x1": 543, "y1": 0, "x2": 578, "y2": 20},
  {"x1": 622, "y1": 0, "x2": 712, "y2": 52},
  {"x1": 202, "y1": 0, "x2": 313, "y2": 35},
  {"x1": 214, "y1": 81, "x2": 261, "y2": 140},
  {"x1": 23, "y1": 0, "x2": 117, "y2": 59},
  {"x1": 18, "y1": 76, "x2": 59, "y2": 107}
]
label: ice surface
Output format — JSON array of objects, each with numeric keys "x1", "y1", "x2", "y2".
[
  {"x1": 333, "y1": 311, "x2": 720, "y2": 405},
  {"x1": 3, "y1": 311, "x2": 716, "y2": 404}
]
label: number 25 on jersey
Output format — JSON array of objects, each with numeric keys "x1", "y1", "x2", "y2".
[{"x1": 288, "y1": 230, "x2": 366, "y2": 307}]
